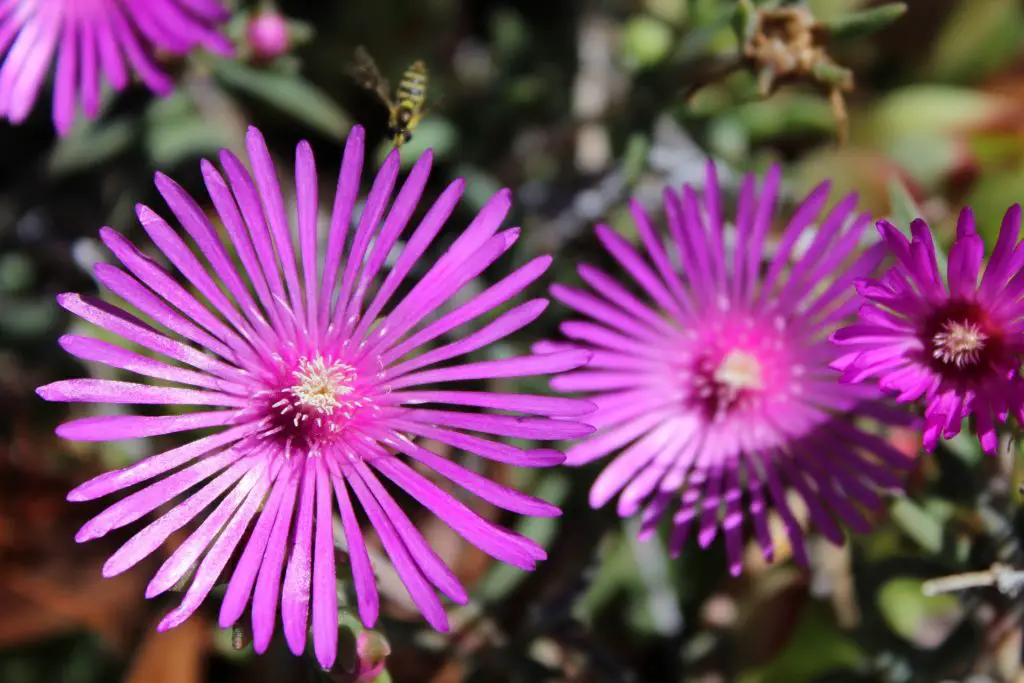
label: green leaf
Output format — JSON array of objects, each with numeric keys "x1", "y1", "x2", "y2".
[
  {"x1": 807, "y1": 0, "x2": 870, "y2": 23},
  {"x1": 208, "y1": 56, "x2": 351, "y2": 140},
  {"x1": 737, "y1": 605, "x2": 865, "y2": 683},
  {"x1": 890, "y1": 136, "x2": 961, "y2": 192},
  {"x1": 868, "y1": 87, "x2": 999, "y2": 189},
  {"x1": 731, "y1": 0, "x2": 758, "y2": 44},
  {"x1": 622, "y1": 133, "x2": 651, "y2": 186},
  {"x1": 476, "y1": 473, "x2": 568, "y2": 600},
  {"x1": 0, "y1": 295, "x2": 57, "y2": 338},
  {"x1": 490, "y1": 8, "x2": 529, "y2": 62},
  {"x1": 48, "y1": 119, "x2": 137, "y2": 175},
  {"x1": 734, "y1": 93, "x2": 837, "y2": 140},
  {"x1": 822, "y1": 3, "x2": 908, "y2": 42},
  {"x1": 647, "y1": 0, "x2": 689, "y2": 25},
  {"x1": 453, "y1": 163, "x2": 504, "y2": 212},
  {"x1": 963, "y1": 164, "x2": 1024, "y2": 250},
  {"x1": 872, "y1": 86, "x2": 999, "y2": 138},
  {"x1": 927, "y1": 0, "x2": 1024, "y2": 83},
  {"x1": 944, "y1": 429, "x2": 983, "y2": 466},
  {"x1": 886, "y1": 176, "x2": 924, "y2": 229},
  {"x1": 575, "y1": 532, "x2": 634, "y2": 624},
  {"x1": 623, "y1": 15, "x2": 676, "y2": 70},
  {"x1": 145, "y1": 116, "x2": 234, "y2": 169},
  {"x1": 0, "y1": 252, "x2": 34, "y2": 293},
  {"x1": 890, "y1": 497, "x2": 944, "y2": 554},
  {"x1": 141, "y1": 90, "x2": 235, "y2": 167},
  {"x1": 876, "y1": 577, "x2": 962, "y2": 644}
]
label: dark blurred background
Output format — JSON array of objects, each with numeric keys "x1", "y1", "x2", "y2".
[{"x1": 5, "y1": 0, "x2": 1024, "y2": 682}]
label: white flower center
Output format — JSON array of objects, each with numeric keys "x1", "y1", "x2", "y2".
[
  {"x1": 714, "y1": 349, "x2": 765, "y2": 391},
  {"x1": 932, "y1": 320, "x2": 987, "y2": 368},
  {"x1": 284, "y1": 356, "x2": 356, "y2": 415}
]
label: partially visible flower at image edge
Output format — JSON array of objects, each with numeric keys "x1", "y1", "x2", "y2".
[
  {"x1": 0, "y1": 0, "x2": 233, "y2": 135},
  {"x1": 36, "y1": 125, "x2": 595, "y2": 668},
  {"x1": 539, "y1": 162, "x2": 915, "y2": 573},
  {"x1": 832, "y1": 207, "x2": 1024, "y2": 454}
]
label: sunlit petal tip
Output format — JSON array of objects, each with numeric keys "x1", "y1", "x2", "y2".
[
  {"x1": 875, "y1": 218, "x2": 898, "y2": 234},
  {"x1": 66, "y1": 486, "x2": 92, "y2": 503},
  {"x1": 156, "y1": 611, "x2": 186, "y2": 633},
  {"x1": 101, "y1": 555, "x2": 128, "y2": 578},
  {"x1": 74, "y1": 522, "x2": 104, "y2": 544}
]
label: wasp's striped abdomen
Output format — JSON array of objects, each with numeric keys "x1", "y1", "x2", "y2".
[{"x1": 397, "y1": 61, "x2": 428, "y2": 109}]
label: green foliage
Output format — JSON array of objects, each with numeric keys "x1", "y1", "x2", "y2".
[
  {"x1": 876, "y1": 577, "x2": 962, "y2": 643},
  {"x1": 821, "y1": 3, "x2": 907, "y2": 42},
  {"x1": 738, "y1": 606, "x2": 866, "y2": 683},
  {"x1": 207, "y1": 55, "x2": 351, "y2": 140}
]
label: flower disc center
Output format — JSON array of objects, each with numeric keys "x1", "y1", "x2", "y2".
[
  {"x1": 714, "y1": 348, "x2": 765, "y2": 392},
  {"x1": 690, "y1": 347, "x2": 772, "y2": 422},
  {"x1": 932, "y1": 320, "x2": 987, "y2": 368},
  {"x1": 263, "y1": 356, "x2": 368, "y2": 456},
  {"x1": 285, "y1": 356, "x2": 356, "y2": 415}
]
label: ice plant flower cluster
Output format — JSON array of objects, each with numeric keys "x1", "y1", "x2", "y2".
[
  {"x1": 0, "y1": 0, "x2": 233, "y2": 135},
  {"x1": 540, "y1": 163, "x2": 914, "y2": 573},
  {"x1": 37, "y1": 126, "x2": 594, "y2": 668},
  {"x1": 833, "y1": 207, "x2": 1024, "y2": 454}
]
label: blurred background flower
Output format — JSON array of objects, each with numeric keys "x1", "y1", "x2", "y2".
[
  {"x1": 0, "y1": 0, "x2": 233, "y2": 135},
  {"x1": 542, "y1": 162, "x2": 915, "y2": 577}
]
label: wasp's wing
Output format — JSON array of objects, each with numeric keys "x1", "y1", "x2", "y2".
[
  {"x1": 418, "y1": 93, "x2": 444, "y2": 119},
  {"x1": 348, "y1": 46, "x2": 392, "y2": 104}
]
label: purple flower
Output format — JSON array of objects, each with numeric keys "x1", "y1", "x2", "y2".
[
  {"x1": 540, "y1": 162, "x2": 913, "y2": 574},
  {"x1": 0, "y1": 0, "x2": 233, "y2": 135},
  {"x1": 832, "y1": 207, "x2": 1024, "y2": 454},
  {"x1": 37, "y1": 126, "x2": 593, "y2": 668}
]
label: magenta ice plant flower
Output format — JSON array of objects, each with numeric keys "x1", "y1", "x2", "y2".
[
  {"x1": 540, "y1": 162, "x2": 914, "y2": 574},
  {"x1": 37, "y1": 126, "x2": 594, "y2": 668},
  {"x1": 832, "y1": 207, "x2": 1024, "y2": 454},
  {"x1": 0, "y1": 0, "x2": 233, "y2": 135}
]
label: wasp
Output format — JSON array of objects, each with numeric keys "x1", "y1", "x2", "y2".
[{"x1": 348, "y1": 46, "x2": 431, "y2": 148}]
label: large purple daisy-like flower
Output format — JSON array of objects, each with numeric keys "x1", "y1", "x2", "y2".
[
  {"x1": 832, "y1": 207, "x2": 1024, "y2": 454},
  {"x1": 540, "y1": 162, "x2": 914, "y2": 574},
  {"x1": 37, "y1": 126, "x2": 593, "y2": 668},
  {"x1": 0, "y1": 0, "x2": 232, "y2": 135}
]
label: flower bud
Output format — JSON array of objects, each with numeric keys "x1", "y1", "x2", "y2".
[
  {"x1": 247, "y1": 11, "x2": 290, "y2": 61},
  {"x1": 328, "y1": 626, "x2": 391, "y2": 683},
  {"x1": 354, "y1": 631, "x2": 390, "y2": 682}
]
